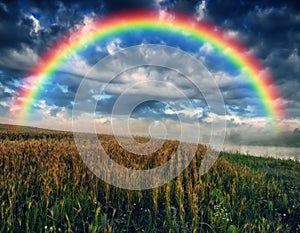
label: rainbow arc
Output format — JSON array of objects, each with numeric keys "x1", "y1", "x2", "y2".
[{"x1": 12, "y1": 11, "x2": 285, "y2": 123}]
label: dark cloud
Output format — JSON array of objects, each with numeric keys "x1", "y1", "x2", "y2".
[
  {"x1": 103, "y1": 0, "x2": 155, "y2": 12},
  {"x1": 242, "y1": 8, "x2": 300, "y2": 59},
  {"x1": 0, "y1": 0, "x2": 299, "y2": 126},
  {"x1": 160, "y1": 0, "x2": 199, "y2": 13},
  {"x1": 279, "y1": 80, "x2": 300, "y2": 118},
  {"x1": 0, "y1": 0, "x2": 105, "y2": 72},
  {"x1": 280, "y1": 80, "x2": 300, "y2": 102},
  {"x1": 203, "y1": 2, "x2": 299, "y2": 68},
  {"x1": 265, "y1": 49, "x2": 300, "y2": 82},
  {"x1": 201, "y1": 1, "x2": 300, "y2": 115},
  {"x1": 0, "y1": 1, "x2": 46, "y2": 47},
  {"x1": 130, "y1": 100, "x2": 171, "y2": 119},
  {"x1": 286, "y1": 101, "x2": 300, "y2": 119}
]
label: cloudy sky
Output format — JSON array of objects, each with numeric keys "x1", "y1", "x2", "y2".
[{"x1": 0, "y1": 0, "x2": 300, "y2": 143}]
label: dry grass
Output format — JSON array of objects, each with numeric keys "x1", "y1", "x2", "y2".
[{"x1": 0, "y1": 125, "x2": 299, "y2": 232}]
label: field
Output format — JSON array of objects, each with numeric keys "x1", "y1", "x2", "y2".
[{"x1": 0, "y1": 124, "x2": 299, "y2": 232}]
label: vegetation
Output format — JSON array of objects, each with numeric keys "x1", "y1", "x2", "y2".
[
  {"x1": 228, "y1": 128, "x2": 300, "y2": 147},
  {"x1": 0, "y1": 124, "x2": 299, "y2": 232}
]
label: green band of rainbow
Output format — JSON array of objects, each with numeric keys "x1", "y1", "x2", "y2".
[{"x1": 12, "y1": 10, "x2": 285, "y2": 123}]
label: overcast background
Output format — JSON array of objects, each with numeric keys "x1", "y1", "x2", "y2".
[{"x1": 0, "y1": 0, "x2": 300, "y2": 145}]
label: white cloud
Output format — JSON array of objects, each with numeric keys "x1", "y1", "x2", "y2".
[
  {"x1": 107, "y1": 38, "x2": 122, "y2": 55},
  {"x1": 158, "y1": 10, "x2": 175, "y2": 22},
  {"x1": 224, "y1": 30, "x2": 239, "y2": 39},
  {"x1": 59, "y1": 52, "x2": 92, "y2": 76},
  {"x1": 154, "y1": 0, "x2": 164, "y2": 5},
  {"x1": 277, "y1": 118, "x2": 300, "y2": 131},
  {"x1": 203, "y1": 111, "x2": 272, "y2": 129},
  {"x1": 28, "y1": 15, "x2": 41, "y2": 34},
  {"x1": 102, "y1": 66, "x2": 198, "y2": 99},
  {"x1": 212, "y1": 71, "x2": 248, "y2": 88},
  {"x1": 96, "y1": 117, "x2": 110, "y2": 125},
  {"x1": 199, "y1": 42, "x2": 214, "y2": 54},
  {"x1": 195, "y1": 0, "x2": 206, "y2": 21},
  {"x1": 165, "y1": 107, "x2": 203, "y2": 119},
  {"x1": 70, "y1": 14, "x2": 97, "y2": 46},
  {"x1": 96, "y1": 46, "x2": 103, "y2": 52}
]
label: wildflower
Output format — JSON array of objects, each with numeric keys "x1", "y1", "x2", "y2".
[
  {"x1": 44, "y1": 226, "x2": 48, "y2": 230},
  {"x1": 264, "y1": 208, "x2": 269, "y2": 214},
  {"x1": 159, "y1": 225, "x2": 169, "y2": 230},
  {"x1": 170, "y1": 206, "x2": 177, "y2": 215}
]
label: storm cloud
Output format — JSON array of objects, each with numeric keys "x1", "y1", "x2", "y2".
[{"x1": 0, "y1": 0, "x2": 299, "y2": 139}]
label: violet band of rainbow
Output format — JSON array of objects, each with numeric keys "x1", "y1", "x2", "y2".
[{"x1": 12, "y1": 10, "x2": 285, "y2": 124}]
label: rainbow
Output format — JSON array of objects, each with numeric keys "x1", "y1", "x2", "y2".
[{"x1": 12, "y1": 10, "x2": 285, "y2": 123}]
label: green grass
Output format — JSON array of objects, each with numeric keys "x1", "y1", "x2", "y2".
[
  {"x1": 0, "y1": 125, "x2": 299, "y2": 232},
  {"x1": 221, "y1": 152, "x2": 300, "y2": 186}
]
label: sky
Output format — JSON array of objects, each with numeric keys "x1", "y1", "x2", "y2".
[{"x1": 0, "y1": 0, "x2": 300, "y2": 144}]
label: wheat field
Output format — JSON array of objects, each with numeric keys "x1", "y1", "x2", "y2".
[{"x1": 0, "y1": 124, "x2": 299, "y2": 232}]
